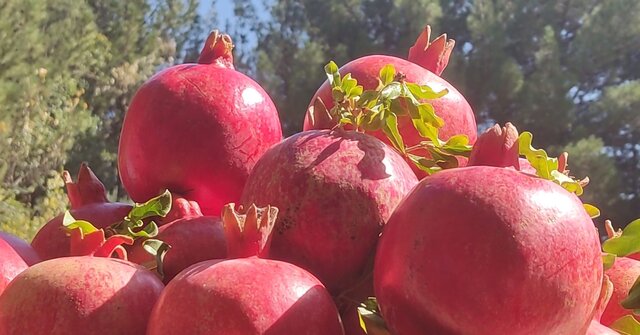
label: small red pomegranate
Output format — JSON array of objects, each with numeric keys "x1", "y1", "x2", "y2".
[
  {"x1": 118, "y1": 30, "x2": 282, "y2": 216},
  {"x1": 0, "y1": 232, "x2": 40, "y2": 266},
  {"x1": 304, "y1": 26, "x2": 477, "y2": 178},
  {"x1": 31, "y1": 163, "x2": 132, "y2": 260},
  {"x1": 128, "y1": 195, "x2": 227, "y2": 283},
  {"x1": 0, "y1": 232, "x2": 40, "y2": 296},
  {"x1": 147, "y1": 203, "x2": 344, "y2": 335}
]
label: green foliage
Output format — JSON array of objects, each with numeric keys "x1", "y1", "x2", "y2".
[
  {"x1": 0, "y1": 0, "x2": 206, "y2": 240},
  {"x1": 231, "y1": 0, "x2": 640, "y2": 226}
]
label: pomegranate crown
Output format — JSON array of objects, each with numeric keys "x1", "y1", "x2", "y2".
[
  {"x1": 310, "y1": 61, "x2": 472, "y2": 175},
  {"x1": 221, "y1": 203, "x2": 279, "y2": 259},
  {"x1": 63, "y1": 163, "x2": 109, "y2": 208},
  {"x1": 468, "y1": 122, "x2": 599, "y2": 219},
  {"x1": 64, "y1": 211, "x2": 134, "y2": 260},
  {"x1": 198, "y1": 30, "x2": 235, "y2": 68},
  {"x1": 408, "y1": 25, "x2": 455, "y2": 76}
]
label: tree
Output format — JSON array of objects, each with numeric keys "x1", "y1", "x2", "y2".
[
  {"x1": 232, "y1": 0, "x2": 640, "y2": 224},
  {"x1": 67, "y1": 0, "x2": 207, "y2": 199},
  {"x1": 0, "y1": 0, "x2": 209, "y2": 239}
]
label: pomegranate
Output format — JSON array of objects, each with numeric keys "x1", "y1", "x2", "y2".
[
  {"x1": 147, "y1": 203, "x2": 344, "y2": 335},
  {"x1": 0, "y1": 224, "x2": 163, "y2": 335},
  {"x1": 31, "y1": 163, "x2": 132, "y2": 260},
  {"x1": 118, "y1": 30, "x2": 282, "y2": 216},
  {"x1": 0, "y1": 233, "x2": 37, "y2": 296},
  {"x1": 240, "y1": 129, "x2": 418, "y2": 294},
  {"x1": 587, "y1": 321, "x2": 621, "y2": 335},
  {"x1": 373, "y1": 165, "x2": 602, "y2": 334},
  {"x1": 0, "y1": 232, "x2": 40, "y2": 266},
  {"x1": 128, "y1": 195, "x2": 227, "y2": 283},
  {"x1": 304, "y1": 26, "x2": 477, "y2": 178},
  {"x1": 600, "y1": 257, "x2": 640, "y2": 326}
]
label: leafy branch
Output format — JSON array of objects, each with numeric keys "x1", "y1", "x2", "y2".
[
  {"x1": 517, "y1": 131, "x2": 599, "y2": 218},
  {"x1": 312, "y1": 61, "x2": 472, "y2": 175}
]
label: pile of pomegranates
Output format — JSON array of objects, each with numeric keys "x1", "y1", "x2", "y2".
[{"x1": 1, "y1": 26, "x2": 637, "y2": 335}]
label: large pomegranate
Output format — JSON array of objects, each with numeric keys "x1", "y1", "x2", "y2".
[
  {"x1": 304, "y1": 26, "x2": 477, "y2": 178},
  {"x1": 240, "y1": 129, "x2": 418, "y2": 294},
  {"x1": 373, "y1": 165, "x2": 602, "y2": 334},
  {"x1": 118, "y1": 30, "x2": 282, "y2": 216}
]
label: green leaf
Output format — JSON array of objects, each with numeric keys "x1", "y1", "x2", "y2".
[
  {"x1": 142, "y1": 239, "x2": 171, "y2": 279},
  {"x1": 584, "y1": 204, "x2": 601, "y2": 218},
  {"x1": 518, "y1": 132, "x2": 587, "y2": 196},
  {"x1": 126, "y1": 221, "x2": 159, "y2": 238},
  {"x1": 603, "y1": 219, "x2": 640, "y2": 257},
  {"x1": 603, "y1": 253, "x2": 617, "y2": 270},
  {"x1": 62, "y1": 211, "x2": 98, "y2": 235},
  {"x1": 379, "y1": 82, "x2": 402, "y2": 100},
  {"x1": 445, "y1": 134, "x2": 470, "y2": 147},
  {"x1": 611, "y1": 315, "x2": 640, "y2": 335},
  {"x1": 332, "y1": 87, "x2": 345, "y2": 102},
  {"x1": 379, "y1": 64, "x2": 396, "y2": 86},
  {"x1": 357, "y1": 298, "x2": 391, "y2": 335},
  {"x1": 382, "y1": 113, "x2": 405, "y2": 154},
  {"x1": 324, "y1": 61, "x2": 341, "y2": 87},
  {"x1": 127, "y1": 190, "x2": 172, "y2": 223},
  {"x1": 405, "y1": 82, "x2": 448, "y2": 100},
  {"x1": 623, "y1": 275, "x2": 640, "y2": 310}
]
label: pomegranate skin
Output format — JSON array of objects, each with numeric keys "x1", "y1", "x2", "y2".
[
  {"x1": 304, "y1": 55, "x2": 477, "y2": 178},
  {"x1": 128, "y1": 215, "x2": 227, "y2": 283},
  {"x1": 601, "y1": 257, "x2": 640, "y2": 326},
  {"x1": 0, "y1": 232, "x2": 40, "y2": 266},
  {"x1": 147, "y1": 258, "x2": 344, "y2": 335},
  {"x1": 0, "y1": 237, "x2": 30, "y2": 295},
  {"x1": 240, "y1": 129, "x2": 418, "y2": 294},
  {"x1": 586, "y1": 320, "x2": 620, "y2": 335},
  {"x1": 0, "y1": 257, "x2": 164, "y2": 335},
  {"x1": 118, "y1": 33, "x2": 282, "y2": 217},
  {"x1": 374, "y1": 166, "x2": 602, "y2": 335},
  {"x1": 31, "y1": 202, "x2": 132, "y2": 260}
]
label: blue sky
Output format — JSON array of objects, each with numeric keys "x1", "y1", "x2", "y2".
[{"x1": 198, "y1": 1, "x2": 243, "y2": 25}]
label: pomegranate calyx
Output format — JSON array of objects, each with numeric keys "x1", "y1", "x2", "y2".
[
  {"x1": 468, "y1": 123, "x2": 520, "y2": 169},
  {"x1": 222, "y1": 203, "x2": 278, "y2": 259},
  {"x1": 407, "y1": 25, "x2": 455, "y2": 76},
  {"x1": 63, "y1": 163, "x2": 109, "y2": 208},
  {"x1": 323, "y1": 61, "x2": 472, "y2": 175},
  {"x1": 160, "y1": 193, "x2": 203, "y2": 223},
  {"x1": 64, "y1": 212, "x2": 133, "y2": 259},
  {"x1": 197, "y1": 30, "x2": 235, "y2": 68}
]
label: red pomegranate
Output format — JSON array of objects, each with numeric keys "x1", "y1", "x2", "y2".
[
  {"x1": 128, "y1": 195, "x2": 227, "y2": 283},
  {"x1": 304, "y1": 26, "x2": 477, "y2": 178},
  {"x1": 31, "y1": 163, "x2": 132, "y2": 260},
  {"x1": 240, "y1": 129, "x2": 418, "y2": 294},
  {"x1": 118, "y1": 30, "x2": 282, "y2": 216},
  {"x1": 0, "y1": 225, "x2": 163, "y2": 335},
  {"x1": 147, "y1": 203, "x2": 344, "y2": 335}
]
